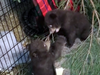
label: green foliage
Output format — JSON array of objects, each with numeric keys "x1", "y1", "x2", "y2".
[
  {"x1": 55, "y1": 0, "x2": 67, "y2": 9},
  {"x1": 84, "y1": 0, "x2": 100, "y2": 29},
  {"x1": 62, "y1": 36, "x2": 100, "y2": 75}
]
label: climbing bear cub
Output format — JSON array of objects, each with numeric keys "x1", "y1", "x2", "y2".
[
  {"x1": 45, "y1": 9, "x2": 91, "y2": 47},
  {"x1": 27, "y1": 35, "x2": 66, "y2": 75},
  {"x1": 27, "y1": 39, "x2": 56, "y2": 75}
]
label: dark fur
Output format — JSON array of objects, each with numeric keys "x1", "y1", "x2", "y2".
[
  {"x1": 45, "y1": 9, "x2": 91, "y2": 47},
  {"x1": 50, "y1": 35, "x2": 66, "y2": 60},
  {"x1": 28, "y1": 39, "x2": 56, "y2": 75}
]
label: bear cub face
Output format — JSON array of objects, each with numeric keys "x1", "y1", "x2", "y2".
[{"x1": 45, "y1": 9, "x2": 63, "y2": 34}]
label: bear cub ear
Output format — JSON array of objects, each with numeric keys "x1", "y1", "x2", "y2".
[{"x1": 49, "y1": 13, "x2": 57, "y2": 19}]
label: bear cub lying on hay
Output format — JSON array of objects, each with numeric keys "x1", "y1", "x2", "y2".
[
  {"x1": 45, "y1": 9, "x2": 91, "y2": 47},
  {"x1": 27, "y1": 35, "x2": 66, "y2": 75}
]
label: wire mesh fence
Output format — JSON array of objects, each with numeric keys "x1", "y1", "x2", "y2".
[{"x1": 0, "y1": 0, "x2": 33, "y2": 74}]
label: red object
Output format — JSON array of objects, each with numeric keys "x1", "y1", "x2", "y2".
[
  {"x1": 34, "y1": 0, "x2": 80, "y2": 16},
  {"x1": 70, "y1": 0, "x2": 80, "y2": 12},
  {"x1": 76, "y1": 4, "x2": 80, "y2": 12},
  {"x1": 36, "y1": 0, "x2": 52, "y2": 16},
  {"x1": 70, "y1": 0, "x2": 74, "y2": 10},
  {"x1": 52, "y1": 0, "x2": 57, "y2": 8}
]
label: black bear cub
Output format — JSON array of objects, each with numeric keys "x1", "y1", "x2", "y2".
[
  {"x1": 45, "y1": 9, "x2": 91, "y2": 47},
  {"x1": 27, "y1": 35, "x2": 66, "y2": 75},
  {"x1": 28, "y1": 39, "x2": 56, "y2": 75}
]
